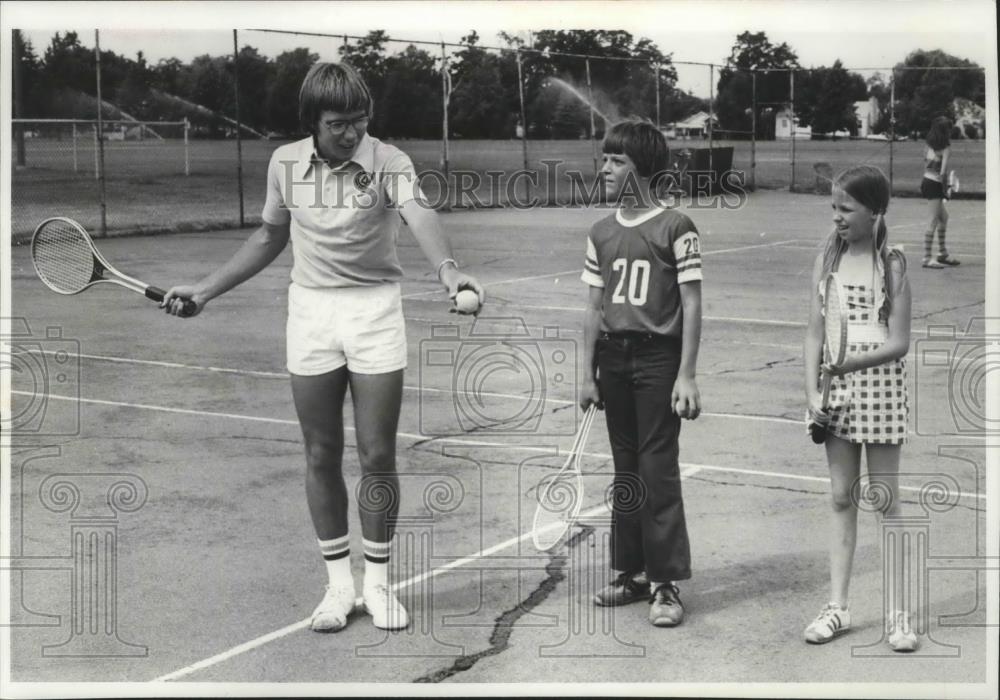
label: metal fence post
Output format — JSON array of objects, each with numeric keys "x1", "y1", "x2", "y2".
[
  {"x1": 72, "y1": 122, "x2": 78, "y2": 173},
  {"x1": 441, "y1": 42, "x2": 451, "y2": 210},
  {"x1": 184, "y1": 118, "x2": 190, "y2": 176},
  {"x1": 586, "y1": 58, "x2": 597, "y2": 175},
  {"x1": 516, "y1": 50, "x2": 530, "y2": 204},
  {"x1": 708, "y1": 64, "x2": 714, "y2": 180},
  {"x1": 789, "y1": 69, "x2": 796, "y2": 193},
  {"x1": 95, "y1": 30, "x2": 107, "y2": 237},
  {"x1": 233, "y1": 29, "x2": 245, "y2": 228},
  {"x1": 750, "y1": 70, "x2": 757, "y2": 191},
  {"x1": 654, "y1": 63, "x2": 660, "y2": 130},
  {"x1": 889, "y1": 71, "x2": 896, "y2": 192}
]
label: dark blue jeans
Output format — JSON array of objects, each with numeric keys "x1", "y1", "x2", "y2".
[{"x1": 597, "y1": 331, "x2": 691, "y2": 582}]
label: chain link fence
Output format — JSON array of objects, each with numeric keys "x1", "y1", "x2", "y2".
[{"x1": 9, "y1": 29, "x2": 987, "y2": 241}]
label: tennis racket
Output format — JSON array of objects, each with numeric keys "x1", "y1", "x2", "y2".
[
  {"x1": 31, "y1": 217, "x2": 196, "y2": 316},
  {"x1": 946, "y1": 170, "x2": 960, "y2": 199},
  {"x1": 809, "y1": 272, "x2": 849, "y2": 444},
  {"x1": 531, "y1": 405, "x2": 597, "y2": 551}
]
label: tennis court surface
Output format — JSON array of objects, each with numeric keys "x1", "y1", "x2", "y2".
[{"x1": 5, "y1": 190, "x2": 992, "y2": 692}]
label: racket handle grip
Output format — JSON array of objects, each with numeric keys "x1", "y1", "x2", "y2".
[
  {"x1": 808, "y1": 421, "x2": 827, "y2": 444},
  {"x1": 146, "y1": 286, "x2": 197, "y2": 317}
]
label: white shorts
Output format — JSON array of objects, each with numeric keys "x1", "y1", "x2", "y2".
[{"x1": 286, "y1": 282, "x2": 408, "y2": 376}]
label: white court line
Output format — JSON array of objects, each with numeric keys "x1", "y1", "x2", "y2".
[
  {"x1": 402, "y1": 268, "x2": 583, "y2": 300},
  {"x1": 402, "y1": 240, "x2": 801, "y2": 302},
  {"x1": 15, "y1": 389, "x2": 986, "y2": 474},
  {"x1": 699, "y1": 239, "x2": 801, "y2": 256},
  {"x1": 28, "y1": 349, "x2": 573, "y2": 406},
  {"x1": 5, "y1": 390, "x2": 791, "y2": 444},
  {"x1": 781, "y1": 243, "x2": 986, "y2": 259},
  {"x1": 13, "y1": 395, "x2": 988, "y2": 679},
  {"x1": 465, "y1": 304, "x2": 809, "y2": 326},
  {"x1": 154, "y1": 465, "x2": 703, "y2": 682}
]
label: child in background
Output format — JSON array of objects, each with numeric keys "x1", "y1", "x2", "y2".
[
  {"x1": 579, "y1": 119, "x2": 702, "y2": 628},
  {"x1": 920, "y1": 116, "x2": 959, "y2": 268},
  {"x1": 803, "y1": 165, "x2": 916, "y2": 651}
]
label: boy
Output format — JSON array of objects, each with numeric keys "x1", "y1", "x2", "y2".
[
  {"x1": 579, "y1": 120, "x2": 702, "y2": 627},
  {"x1": 164, "y1": 63, "x2": 483, "y2": 632}
]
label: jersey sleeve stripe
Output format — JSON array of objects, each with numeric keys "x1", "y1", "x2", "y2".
[
  {"x1": 581, "y1": 269, "x2": 605, "y2": 287},
  {"x1": 582, "y1": 234, "x2": 604, "y2": 287}
]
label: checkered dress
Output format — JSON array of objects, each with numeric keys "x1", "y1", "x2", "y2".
[{"x1": 822, "y1": 283, "x2": 908, "y2": 445}]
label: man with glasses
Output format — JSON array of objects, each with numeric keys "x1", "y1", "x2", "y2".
[{"x1": 164, "y1": 62, "x2": 484, "y2": 633}]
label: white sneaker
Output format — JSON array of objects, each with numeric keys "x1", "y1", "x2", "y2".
[
  {"x1": 310, "y1": 585, "x2": 356, "y2": 632},
  {"x1": 363, "y1": 584, "x2": 409, "y2": 630},
  {"x1": 887, "y1": 610, "x2": 919, "y2": 652},
  {"x1": 804, "y1": 603, "x2": 851, "y2": 644}
]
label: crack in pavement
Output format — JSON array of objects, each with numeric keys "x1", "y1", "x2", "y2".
[
  {"x1": 687, "y1": 475, "x2": 985, "y2": 513},
  {"x1": 407, "y1": 402, "x2": 577, "y2": 451},
  {"x1": 708, "y1": 356, "x2": 798, "y2": 376},
  {"x1": 913, "y1": 300, "x2": 985, "y2": 321},
  {"x1": 413, "y1": 526, "x2": 594, "y2": 683}
]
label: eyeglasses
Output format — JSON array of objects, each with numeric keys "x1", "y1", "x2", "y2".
[{"x1": 321, "y1": 115, "x2": 370, "y2": 136}]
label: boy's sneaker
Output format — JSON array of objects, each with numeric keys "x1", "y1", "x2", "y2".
[
  {"x1": 648, "y1": 583, "x2": 684, "y2": 627},
  {"x1": 922, "y1": 257, "x2": 945, "y2": 268},
  {"x1": 310, "y1": 585, "x2": 356, "y2": 632},
  {"x1": 887, "y1": 610, "x2": 919, "y2": 652},
  {"x1": 593, "y1": 571, "x2": 650, "y2": 607},
  {"x1": 804, "y1": 603, "x2": 851, "y2": 644},
  {"x1": 937, "y1": 254, "x2": 961, "y2": 266},
  {"x1": 363, "y1": 584, "x2": 409, "y2": 630}
]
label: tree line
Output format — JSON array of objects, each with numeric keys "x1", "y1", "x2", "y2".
[
  {"x1": 12, "y1": 29, "x2": 985, "y2": 141},
  {"x1": 11, "y1": 29, "x2": 706, "y2": 139},
  {"x1": 716, "y1": 31, "x2": 985, "y2": 139}
]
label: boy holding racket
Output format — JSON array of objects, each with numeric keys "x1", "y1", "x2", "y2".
[
  {"x1": 803, "y1": 165, "x2": 915, "y2": 651},
  {"x1": 579, "y1": 120, "x2": 702, "y2": 627},
  {"x1": 163, "y1": 62, "x2": 483, "y2": 632}
]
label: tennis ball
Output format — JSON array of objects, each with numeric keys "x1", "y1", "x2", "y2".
[{"x1": 454, "y1": 289, "x2": 480, "y2": 314}]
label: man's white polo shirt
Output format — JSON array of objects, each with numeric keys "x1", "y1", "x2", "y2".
[{"x1": 261, "y1": 133, "x2": 422, "y2": 288}]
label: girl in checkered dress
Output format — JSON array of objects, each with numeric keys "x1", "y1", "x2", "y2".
[{"x1": 802, "y1": 165, "x2": 918, "y2": 652}]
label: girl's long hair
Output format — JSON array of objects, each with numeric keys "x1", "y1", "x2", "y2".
[
  {"x1": 821, "y1": 165, "x2": 905, "y2": 322},
  {"x1": 926, "y1": 116, "x2": 952, "y2": 151}
]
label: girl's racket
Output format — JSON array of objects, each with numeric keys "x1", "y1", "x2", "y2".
[
  {"x1": 946, "y1": 170, "x2": 960, "y2": 199},
  {"x1": 531, "y1": 405, "x2": 597, "y2": 551},
  {"x1": 809, "y1": 272, "x2": 849, "y2": 444},
  {"x1": 31, "y1": 217, "x2": 196, "y2": 316}
]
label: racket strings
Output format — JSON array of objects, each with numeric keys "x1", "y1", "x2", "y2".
[
  {"x1": 823, "y1": 283, "x2": 846, "y2": 361},
  {"x1": 33, "y1": 221, "x2": 96, "y2": 294},
  {"x1": 532, "y1": 407, "x2": 596, "y2": 551}
]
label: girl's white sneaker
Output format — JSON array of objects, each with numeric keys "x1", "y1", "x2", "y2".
[
  {"x1": 804, "y1": 603, "x2": 851, "y2": 644},
  {"x1": 887, "y1": 610, "x2": 919, "y2": 652}
]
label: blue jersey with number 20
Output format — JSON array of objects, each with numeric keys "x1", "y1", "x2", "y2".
[{"x1": 581, "y1": 207, "x2": 702, "y2": 338}]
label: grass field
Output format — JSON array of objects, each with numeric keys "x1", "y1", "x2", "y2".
[{"x1": 9, "y1": 136, "x2": 987, "y2": 240}]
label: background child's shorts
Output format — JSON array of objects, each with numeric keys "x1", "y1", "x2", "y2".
[{"x1": 287, "y1": 282, "x2": 407, "y2": 375}]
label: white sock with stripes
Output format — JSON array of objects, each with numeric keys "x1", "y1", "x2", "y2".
[
  {"x1": 318, "y1": 535, "x2": 353, "y2": 591},
  {"x1": 363, "y1": 538, "x2": 391, "y2": 592}
]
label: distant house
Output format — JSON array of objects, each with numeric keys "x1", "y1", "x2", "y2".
[
  {"x1": 854, "y1": 97, "x2": 880, "y2": 137},
  {"x1": 774, "y1": 97, "x2": 880, "y2": 139},
  {"x1": 953, "y1": 98, "x2": 985, "y2": 138},
  {"x1": 670, "y1": 111, "x2": 719, "y2": 139},
  {"x1": 774, "y1": 107, "x2": 811, "y2": 139}
]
